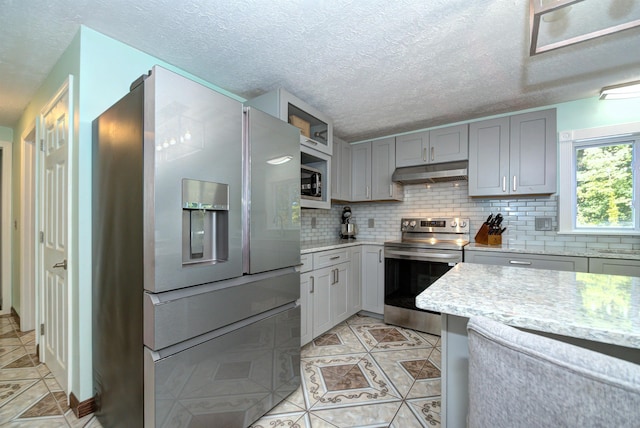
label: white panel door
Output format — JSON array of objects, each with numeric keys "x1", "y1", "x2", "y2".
[{"x1": 41, "y1": 81, "x2": 70, "y2": 392}]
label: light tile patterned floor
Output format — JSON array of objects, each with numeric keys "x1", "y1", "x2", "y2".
[
  {"x1": 250, "y1": 313, "x2": 442, "y2": 427},
  {"x1": 1, "y1": 312, "x2": 441, "y2": 427},
  {"x1": 0, "y1": 314, "x2": 102, "y2": 427}
]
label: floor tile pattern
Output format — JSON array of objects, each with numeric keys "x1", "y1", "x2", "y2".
[
  {"x1": 0, "y1": 314, "x2": 102, "y2": 427},
  {"x1": 251, "y1": 313, "x2": 442, "y2": 427},
  {"x1": 0, "y1": 312, "x2": 441, "y2": 427}
]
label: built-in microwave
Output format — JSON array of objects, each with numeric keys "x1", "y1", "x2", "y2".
[{"x1": 301, "y1": 165, "x2": 322, "y2": 201}]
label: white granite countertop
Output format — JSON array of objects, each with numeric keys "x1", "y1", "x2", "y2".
[
  {"x1": 301, "y1": 239, "x2": 385, "y2": 254},
  {"x1": 416, "y1": 262, "x2": 640, "y2": 349},
  {"x1": 465, "y1": 243, "x2": 640, "y2": 260}
]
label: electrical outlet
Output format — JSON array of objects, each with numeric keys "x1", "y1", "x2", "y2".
[
  {"x1": 535, "y1": 217, "x2": 553, "y2": 231},
  {"x1": 368, "y1": 218, "x2": 375, "y2": 228},
  {"x1": 311, "y1": 217, "x2": 317, "y2": 228}
]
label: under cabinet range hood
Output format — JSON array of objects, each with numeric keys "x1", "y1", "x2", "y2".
[{"x1": 392, "y1": 160, "x2": 469, "y2": 184}]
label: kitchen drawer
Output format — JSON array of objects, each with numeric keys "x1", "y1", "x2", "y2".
[
  {"x1": 464, "y1": 251, "x2": 588, "y2": 272},
  {"x1": 313, "y1": 248, "x2": 351, "y2": 269},
  {"x1": 143, "y1": 269, "x2": 299, "y2": 350},
  {"x1": 300, "y1": 253, "x2": 313, "y2": 273},
  {"x1": 589, "y1": 257, "x2": 640, "y2": 277}
]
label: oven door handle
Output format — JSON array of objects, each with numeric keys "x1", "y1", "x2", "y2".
[{"x1": 384, "y1": 249, "x2": 461, "y2": 263}]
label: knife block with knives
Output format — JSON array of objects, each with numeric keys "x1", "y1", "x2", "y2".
[{"x1": 475, "y1": 213, "x2": 504, "y2": 246}]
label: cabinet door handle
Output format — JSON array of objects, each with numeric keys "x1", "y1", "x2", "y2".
[
  {"x1": 431, "y1": 146, "x2": 435, "y2": 162},
  {"x1": 335, "y1": 269, "x2": 339, "y2": 283},
  {"x1": 513, "y1": 175, "x2": 517, "y2": 192},
  {"x1": 310, "y1": 276, "x2": 314, "y2": 293},
  {"x1": 389, "y1": 184, "x2": 393, "y2": 197},
  {"x1": 502, "y1": 176, "x2": 507, "y2": 192},
  {"x1": 366, "y1": 186, "x2": 370, "y2": 199},
  {"x1": 305, "y1": 138, "x2": 318, "y2": 146},
  {"x1": 423, "y1": 147, "x2": 427, "y2": 162},
  {"x1": 379, "y1": 249, "x2": 382, "y2": 263},
  {"x1": 509, "y1": 260, "x2": 531, "y2": 266}
]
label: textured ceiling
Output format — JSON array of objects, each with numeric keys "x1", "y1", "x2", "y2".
[{"x1": 1, "y1": 0, "x2": 639, "y2": 141}]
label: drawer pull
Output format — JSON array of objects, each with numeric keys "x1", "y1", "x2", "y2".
[
  {"x1": 509, "y1": 260, "x2": 532, "y2": 266},
  {"x1": 330, "y1": 256, "x2": 340, "y2": 260}
]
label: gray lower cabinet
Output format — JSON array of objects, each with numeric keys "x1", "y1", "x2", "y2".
[
  {"x1": 361, "y1": 245, "x2": 385, "y2": 314},
  {"x1": 300, "y1": 247, "x2": 361, "y2": 345},
  {"x1": 468, "y1": 108, "x2": 556, "y2": 196},
  {"x1": 300, "y1": 271, "x2": 313, "y2": 346},
  {"x1": 589, "y1": 258, "x2": 640, "y2": 276},
  {"x1": 464, "y1": 250, "x2": 588, "y2": 272}
]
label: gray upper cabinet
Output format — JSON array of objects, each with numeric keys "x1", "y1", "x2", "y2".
[
  {"x1": 396, "y1": 131, "x2": 428, "y2": 167},
  {"x1": 245, "y1": 88, "x2": 333, "y2": 156},
  {"x1": 352, "y1": 137, "x2": 403, "y2": 202},
  {"x1": 351, "y1": 142, "x2": 372, "y2": 201},
  {"x1": 396, "y1": 124, "x2": 468, "y2": 167},
  {"x1": 331, "y1": 136, "x2": 352, "y2": 202},
  {"x1": 372, "y1": 138, "x2": 403, "y2": 200},
  {"x1": 469, "y1": 108, "x2": 557, "y2": 197}
]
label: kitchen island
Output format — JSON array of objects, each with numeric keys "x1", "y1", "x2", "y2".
[{"x1": 416, "y1": 262, "x2": 640, "y2": 428}]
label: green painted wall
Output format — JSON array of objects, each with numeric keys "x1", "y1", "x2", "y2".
[
  {"x1": 73, "y1": 26, "x2": 247, "y2": 400},
  {"x1": 555, "y1": 96, "x2": 640, "y2": 131},
  {"x1": 0, "y1": 127, "x2": 12, "y2": 141}
]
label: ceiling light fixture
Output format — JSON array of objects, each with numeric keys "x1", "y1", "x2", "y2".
[
  {"x1": 529, "y1": 0, "x2": 640, "y2": 56},
  {"x1": 599, "y1": 80, "x2": 640, "y2": 100}
]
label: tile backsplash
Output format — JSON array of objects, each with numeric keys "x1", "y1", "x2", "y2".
[{"x1": 301, "y1": 181, "x2": 640, "y2": 251}]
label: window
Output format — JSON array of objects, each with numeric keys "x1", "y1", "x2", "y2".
[{"x1": 559, "y1": 123, "x2": 640, "y2": 234}]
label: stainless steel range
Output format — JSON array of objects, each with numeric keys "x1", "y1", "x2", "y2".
[{"x1": 384, "y1": 217, "x2": 469, "y2": 335}]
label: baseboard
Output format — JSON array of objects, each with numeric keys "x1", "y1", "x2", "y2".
[
  {"x1": 69, "y1": 392, "x2": 96, "y2": 419},
  {"x1": 10, "y1": 307, "x2": 20, "y2": 326}
]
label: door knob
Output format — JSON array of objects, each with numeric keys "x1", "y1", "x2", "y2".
[{"x1": 53, "y1": 259, "x2": 67, "y2": 270}]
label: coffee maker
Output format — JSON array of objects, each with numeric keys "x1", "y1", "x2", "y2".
[{"x1": 340, "y1": 206, "x2": 357, "y2": 239}]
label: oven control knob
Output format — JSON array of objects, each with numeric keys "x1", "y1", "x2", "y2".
[
  {"x1": 409, "y1": 220, "x2": 417, "y2": 228},
  {"x1": 460, "y1": 221, "x2": 467, "y2": 228},
  {"x1": 451, "y1": 221, "x2": 458, "y2": 227}
]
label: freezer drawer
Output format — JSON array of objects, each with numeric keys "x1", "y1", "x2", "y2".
[
  {"x1": 144, "y1": 305, "x2": 301, "y2": 428},
  {"x1": 144, "y1": 269, "x2": 299, "y2": 350}
]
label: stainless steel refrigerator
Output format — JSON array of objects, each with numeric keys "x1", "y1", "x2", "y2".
[{"x1": 92, "y1": 66, "x2": 301, "y2": 428}]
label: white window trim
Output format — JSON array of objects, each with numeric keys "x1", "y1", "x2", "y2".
[{"x1": 558, "y1": 122, "x2": 640, "y2": 235}]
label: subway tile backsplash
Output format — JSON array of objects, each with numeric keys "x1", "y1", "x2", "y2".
[{"x1": 301, "y1": 181, "x2": 640, "y2": 251}]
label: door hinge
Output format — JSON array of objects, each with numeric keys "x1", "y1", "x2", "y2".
[
  {"x1": 39, "y1": 231, "x2": 44, "y2": 243},
  {"x1": 40, "y1": 323, "x2": 45, "y2": 335}
]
